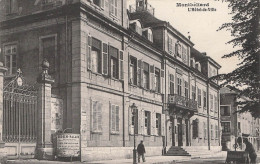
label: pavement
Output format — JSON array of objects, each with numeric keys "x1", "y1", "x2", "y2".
[{"x1": 6, "y1": 151, "x2": 260, "y2": 164}]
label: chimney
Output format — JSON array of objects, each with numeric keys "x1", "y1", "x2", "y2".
[
  {"x1": 201, "y1": 52, "x2": 207, "y2": 56},
  {"x1": 188, "y1": 32, "x2": 191, "y2": 40}
]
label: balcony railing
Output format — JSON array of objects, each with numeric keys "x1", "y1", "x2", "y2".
[{"x1": 168, "y1": 94, "x2": 198, "y2": 112}]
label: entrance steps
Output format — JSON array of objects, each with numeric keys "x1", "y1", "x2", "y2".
[
  {"x1": 182, "y1": 146, "x2": 225, "y2": 159},
  {"x1": 164, "y1": 146, "x2": 191, "y2": 156}
]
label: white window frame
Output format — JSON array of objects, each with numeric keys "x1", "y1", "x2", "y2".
[
  {"x1": 109, "y1": 0, "x2": 118, "y2": 18},
  {"x1": 111, "y1": 104, "x2": 120, "y2": 134},
  {"x1": 3, "y1": 42, "x2": 18, "y2": 76},
  {"x1": 91, "y1": 100, "x2": 102, "y2": 133}
]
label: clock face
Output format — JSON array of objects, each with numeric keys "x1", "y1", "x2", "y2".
[{"x1": 17, "y1": 77, "x2": 23, "y2": 86}]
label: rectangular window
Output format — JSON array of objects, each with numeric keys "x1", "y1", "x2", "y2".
[
  {"x1": 175, "y1": 43, "x2": 181, "y2": 57},
  {"x1": 4, "y1": 44, "x2": 17, "y2": 75},
  {"x1": 214, "y1": 96, "x2": 218, "y2": 113},
  {"x1": 156, "y1": 113, "x2": 161, "y2": 136},
  {"x1": 215, "y1": 125, "x2": 218, "y2": 139},
  {"x1": 203, "y1": 122, "x2": 207, "y2": 139},
  {"x1": 220, "y1": 106, "x2": 231, "y2": 116},
  {"x1": 192, "y1": 120, "x2": 198, "y2": 138},
  {"x1": 168, "y1": 36, "x2": 173, "y2": 54},
  {"x1": 192, "y1": 86, "x2": 196, "y2": 101},
  {"x1": 177, "y1": 77, "x2": 182, "y2": 96},
  {"x1": 111, "y1": 104, "x2": 119, "y2": 133},
  {"x1": 129, "y1": 56, "x2": 137, "y2": 85},
  {"x1": 92, "y1": 101, "x2": 102, "y2": 132},
  {"x1": 109, "y1": 46, "x2": 119, "y2": 79},
  {"x1": 91, "y1": 38, "x2": 102, "y2": 74},
  {"x1": 184, "y1": 81, "x2": 188, "y2": 98},
  {"x1": 131, "y1": 108, "x2": 138, "y2": 134},
  {"x1": 143, "y1": 62, "x2": 149, "y2": 89},
  {"x1": 198, "y1": 88, "x2": 202, "y2": 107},
  {"x1": 221, "y1": 122, "x2": 231, "y2": 133},
  {"x1": 109, "y1": 0, "x2": 118, "y2": 17},
  {"x1": 102, "y1": 43, "x2": 108, "y2": 75},
  {"x1": 144, "y1": 111, "x2": 151, "y2": 135},
  {"x1": 210, "y1": 94, "x2": 213, "y2": 111},
  {"x1": 211, "y1": 124, "x2": 214, "y2": 139},
  {"x1": 41, "y1": 36, "x2": 56, "y2": 74},
  {"x1": 182, "y1": 46, "x2": 187, "y2": 64},
  {"x1": 6, "y1": 0, "x2": 18, "y2": 14},
  {"x1": 203, "y1": 91, "x2": 207, "y2": 109},
  {"x1": 169, "y1": 74, "x2": 174, "y2": 94},
  {"x1": 155, "y1": 68, "x2": 160, "y2": 92},
  {"x1": 93, "y1": 0, "x2": 104, "y2": 8}
]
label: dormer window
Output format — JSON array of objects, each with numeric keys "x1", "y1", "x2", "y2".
[
  {"x1": 129, "y1": 20, "x2": 142, "y2": 35},
  {"x1": 190, "y1": 58, "x2": 195, "y2": 68},
  {"x1": 142, "y1": 28, "x2": 153, "y2": 42},
  {"x1": 93, "y1": 0, "x2": 104, "y2": 8},
  {"x1": 195, "y1": 62, "x2": 201, "y2": 72}
]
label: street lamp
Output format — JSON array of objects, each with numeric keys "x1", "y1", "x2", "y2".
[{"x1": 130, "y1": 103, "x2": 137, "y2": 164}]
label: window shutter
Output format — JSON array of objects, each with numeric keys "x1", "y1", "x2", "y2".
[
  {"x1": 116, "y1": 106, "x2": 119, "y2": 132},
  {"x1": 161, "y1": 114, "x2": 165, "y2": 136},
  {"x1": 161, "y1": 70, "x2": 164, "y2": 93},
  {"x1": 92, "y1": 101, "x2": 98, "y2": 131},
  {"x1": 87, "y1": 34, "x2": 92, "y2": 70},
  {"x1": 175, "y1": 43, "x2": 178, "y2": 56},
  {"x1": 137, "y1": 60, "x2": 142, "y2": 87},
  {"x1": 150, "y1": 65, "x2": 155, "y2": 91},
  {"x1": 128, "y1": 53, "x2": 131, "y2": 83},
  {"x1": 150, "y1": 112, "x2": 154, "y2": 135},
  {"x1": 103, "y1": 43, "x2": 108, "y2": 75},
  {"x1": 98, "y1": 102, "x2": 102, "y2": 131},
  {"x1": 129, "y1": 107, "x2": 133, "y2": 135},
  {"x1": 119, "y1": 50, "x2": 124, "y2": 80},
  {"x1": 111, "y1": 104, "x2": 115, "y2": 132},
  {"x1": 138, "y1": 109, "x2": 142, "y2": 135},
  {"x1": 107, "y1": 44, "x2": 111, "y2": 77},
  {"x1": 90, "y1": 98, "x2": 93, "y2": 131}
]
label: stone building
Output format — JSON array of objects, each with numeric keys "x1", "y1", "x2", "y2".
[
  {"x1": 220, "y1": 87, "x2": 260, "y2": 151},
  {"x1": 0, "y1": 0, "x2": 221, "y2": 162}
]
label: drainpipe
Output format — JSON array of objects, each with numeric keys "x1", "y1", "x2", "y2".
[
  {"x1": 164, "y1": 53, "x2": 167, "y2": 152},
  {"x1": 217, "y1": 89, "x2": 221, "y2": 146},
  {"x1": 207, "y1": 80, "x2": 210, "y2": 150}
]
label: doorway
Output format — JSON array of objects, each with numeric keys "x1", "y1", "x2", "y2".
[{"x1": 177, "y1": 118, "x2": 182, "y2": 146}]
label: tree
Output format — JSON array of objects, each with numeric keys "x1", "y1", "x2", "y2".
[{"x1": 216, "y1": 0, "x2": 260, "y2": 117}]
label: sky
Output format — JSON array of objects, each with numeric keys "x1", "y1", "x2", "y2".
[{"x1": 127, "y1": 0, "x2": 240, "y2": 74}]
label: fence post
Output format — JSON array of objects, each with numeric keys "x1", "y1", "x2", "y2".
[
  {"x1": 0, "y1": 62, "x2": 7, "y2": 162},
  {"x1": 36, "y1": 59, "x2": 54, "y2": 160}
]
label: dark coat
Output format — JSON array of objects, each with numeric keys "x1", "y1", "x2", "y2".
[
  {"x1": 245, "y1": 142, "x2": 257, "y2": 158},
  {"x1": 137, "y1": 143, "x2": 146, "y2": 154}
]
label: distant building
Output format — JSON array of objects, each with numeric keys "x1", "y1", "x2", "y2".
[
  {"x1": 0, "y1": 0, "x2": 222, "y2": 162},
  {"x1": 220, "y1": 87, "x2": 260, "y2": 151}
]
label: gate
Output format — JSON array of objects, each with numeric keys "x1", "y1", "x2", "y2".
[{"x1": 2, "y1": 70, "x2": 38, "y2": 159}]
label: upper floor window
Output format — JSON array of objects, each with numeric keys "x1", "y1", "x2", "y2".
[
  {"x1": 40, "y1": 35, "x2": 57, "y2": 74},
  {"x1": 175, "y1": 42, "x2": 181, "y2": 58},
  {"x1": 109, "y1": 0, "x2": 118, "y2": 17},
  {"x1": 93, "y1": 0, "x2": 104, "y2": 8},
  {"x1": 6, "y1": 0, "x2": 18, "y2": 14},
  {"x1": 221, "y1": 122, "x2": 231, "y2": 133},
  {"x1": 220, "y1": 106, "x2": 231, "y2": 116},
  {"x1": 144, "y1": 111, "x2": 151, "y2": 135},
  {"x1": 215, "y1": 125, "x2": 218, "y2": 139},
  {"x1": 192, "y1": 86, "x2": 196, "y2": 101},
  {"x1": 168, "y1": 36, "x2": 173, "y2": 54},
  {"x1": 182, "y1": 46, "x2": 187, "y2": 64},
  {"x1": 154, "y1": 68, "x2": 160, "y2": 93},
  {"x1": 203, "y1": 91, "x2": 207, "y2": 109},
  {"x1": 129, "y1": 56, "x2": 137, "y2": 85},
  {"x1": 214, "y1": 96, "x2": 218, "y2": 113},
  {"x1": 198, "y1": 88, "x2": 202, "y2": 107},
  {"x1": 109, "y1": 46, "x2": 119, "y2": 79},
  {"x1": 210, "y1": 94, "x2": 213, "y2": 111},
  {"x1": 177, "y1": 77, "x2": 182, "y2": 96},
  {"x1": 211, "y1": 124, "x2": 214, "y2": 139},
  {"x1": 184, "y1": 81, "x2": 188, "y2": 98},
  {"x1": 169, "y1": 74, "x2": 174, "y2": 94},
  {"x1": 91, "y1": 38, "x2": 102, "y2": 74},
  {"x1": 143, "y1": 62, "x2": 149, "y2": 89},
  {"x1": 4, "y1": 44, "x2": 17, "y2": 75}
]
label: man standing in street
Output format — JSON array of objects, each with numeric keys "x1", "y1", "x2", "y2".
[
  {"x1": 243, "y1": 138, "x2": 257, "y2": 163},
  {"x1": 137, "y1": 140, "x2": 146, "y2": 163}
]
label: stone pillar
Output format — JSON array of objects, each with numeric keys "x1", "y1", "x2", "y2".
[
  {"x1": 0, "y1": 62, "x2": 7, "y2": 163},
  {"x1": 36, "y1": 59, "x2": 54, "y2": 160}
]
